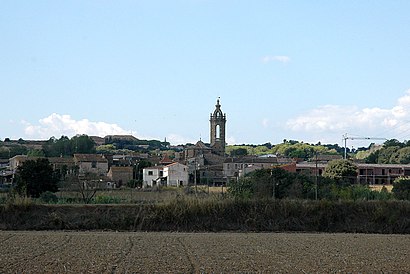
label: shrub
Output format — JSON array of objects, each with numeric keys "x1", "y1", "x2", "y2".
[
  {"x1": 393, "y1": 177, "x2": 410, "y2": 200},
  {"x1": 94, "y1": 195, "x2": 121, "y2": 204},
  {"x1": 40, "y1": 191, "x2": 58, "y2": 204}
]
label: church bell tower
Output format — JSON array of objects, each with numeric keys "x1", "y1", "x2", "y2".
[{"x1": 210, "y1": 98, "x2": 226, "y2": 156}]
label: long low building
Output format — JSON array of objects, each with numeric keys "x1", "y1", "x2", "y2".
[
  {"x1": 296, "y1": 162, "x2": 410, "y2": 185},
  {"x1": 222, "y1": 155, "x2": 410, "y2": 185},
  {"x1": 223, "y1": 156, "x2": 295, "y2": 179}
]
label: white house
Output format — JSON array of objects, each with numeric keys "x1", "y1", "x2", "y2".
[
  {"x1": 163, "y1": 163, "x2": 189, "y2": 187},
  {"x1": 142, "y1": 166, "x2": 164, "y2": 187}
]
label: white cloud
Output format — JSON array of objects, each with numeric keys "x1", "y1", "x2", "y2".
[
  {"x1": 262, "y1": 118, "x2": 270, "y2": 128},
  {"x1": 261, "y1": 55, "x2": 290, "y2": 64},
  {"x1": 23, "y1": 113, "x2": 129, "y2": 139},
  {"x1": 166, "y1": 133, "x2": 197, "y2": 145},
  {"x1": 226, "y1": 136, "x2": 236, "y2": 145},
  {"x1": 286, "y1": 90, "x2": 410, "y2": 140}
]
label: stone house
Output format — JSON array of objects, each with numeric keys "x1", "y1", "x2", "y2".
[
  {"x1": 223, "y1": 156, "x2": 294, "y2": 179},
  {"x1": 107, "y1": 166, "x2": 133, "y2": 187},
  {"x1": 163, "y1": 162, "x2": 189, "y2": 187},
  {"x1": 74, "y1": 154, "x2": 108, "y2": 176}
]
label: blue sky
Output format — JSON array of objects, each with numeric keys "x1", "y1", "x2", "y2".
[{"x1": 1, "y1": 1, "x2": 410, "y2": 147}]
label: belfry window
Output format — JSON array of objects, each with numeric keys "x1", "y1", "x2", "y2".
[{"x1": 216, "y1": 125, "x2": 220, "y2": 139}]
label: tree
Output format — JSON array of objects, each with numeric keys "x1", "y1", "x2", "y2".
[
  {"x1": 384, "y1": 139, "x2": 404, "y2": 148},
  {"x1": 230, "y1": 148, "x2": 248, "y2": 157},
  {"x1": 27, "y1": 149, "x2": 45, "y2": 157},
  {"x1": 71, "y1": 135, "x2": 96, "y2": 154},
  {"x1": 227, "y1": 177, "x2": 253, "y2": 199},
  {"x1": 227, "y1": 168, "x2": 313, "y2": 200},
  {"x1": 323, "y1": 159, "x2": 357, "y2": 186},
  {"x1": 390, "y1": 147, "x2": 410, "y2": 164},
  {"x1": 392, "y1": 177, "x2": 410, "y2": 200},
  {"x1": 15, "y1": 158, "x2": 58, "y2": 198}
]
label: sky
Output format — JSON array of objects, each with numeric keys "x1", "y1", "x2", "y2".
[{"x1": 1, "y1": 1, "x2": 410, "y2": 148}]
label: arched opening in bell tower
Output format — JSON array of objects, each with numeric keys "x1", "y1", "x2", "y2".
[{"x1": 216, "y1": 125, "x2": 220, "y2": 139}]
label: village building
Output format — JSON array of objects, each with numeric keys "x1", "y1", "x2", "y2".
[
  {"x1": 182, "y1": 99, "x2": 228, "y2": 186},
  {"x1": 104, "y1": 135, "x2": 139, "y2": 144},
  {"x1": 142, "y1": 162, "x2": 189, "y2": 187},
  {"x1": 107, "y1": 166, "x2": 134, "y2": 187},
  {"x1": 163, "y1": 162, "x2": 189, "y2": 187},
  {"x1": 296, "y1": 162, "x2": 410, "y2": 185},
  {"x1": 223, "y1": 156, "x2": 295, "y2": 179},
  {"x1": 73, "y1": 154, "x2": 108, "y2": 176},
  {"x1": 142, "y1": 166, "x2": 164, "y2": 187}
]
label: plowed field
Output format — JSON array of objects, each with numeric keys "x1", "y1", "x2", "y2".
[{"x1": 1, "y1": 231, "x2": 409, "y2": 273}]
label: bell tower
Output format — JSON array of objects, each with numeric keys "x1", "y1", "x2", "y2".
[{"x1": 210, "y1": 98, "x2": 226, "y2": 156}]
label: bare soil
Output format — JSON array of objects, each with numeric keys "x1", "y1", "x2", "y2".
[{"x1": 0, "y1": 231, "x2": 409, "y2": 273}]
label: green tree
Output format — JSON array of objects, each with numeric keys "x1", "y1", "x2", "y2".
[
  {"x1": 230, "y1": 148, "x2": 248, "y2": 157},
  {"x1": 27, "y1": 149, "x2": 45, "y2": 157},
  {"x1": 228, "y1": 168, "x2": 314, "y2": 200},
  {"x1": 227, "y1": 177, "x2": 253, "y2": 199},
  {"x1": 43, "y1": 135, "x2": 96, "y2": 157},
  {"x1": 390, "y1": 147, "x2": 410, "y2": 164},
  {"x1": 15, "y1": 158, "x2": 58, "y2": 198},
  {"x1": 71, "y1": 135, "x2": 96, "y2": 154},
  {"x1": 323, "y1": 159, "x2": 357, "y2": 186},
  {"x1": 384, "y1": 139, "x2": 404, "y2": 148},
  {"x1": 378, "y1": 146, "x2": 400, "y2": 164},
  {"x1": 392, "y1": 177, "x2": 410, "y2": 200}
]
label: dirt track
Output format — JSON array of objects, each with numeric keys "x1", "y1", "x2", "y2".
[{"x1": 0, "y1": 231, "x2": 409, "y2": 273}]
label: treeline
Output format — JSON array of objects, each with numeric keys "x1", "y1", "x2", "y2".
[
  {"x1": 0, "y1": 136, "x2": 96, "y2": 159},
  {"x1": 102, "y1": 137, "x2": 169, "y2": 152},
  {"x1": 227, "y1": 140, "x2": 344, "y2": 160},
  {"x1": 0, "y1": 135, "x2": 171, "y2": 159},
  {"x1": 364, "y1": 139, "x2": 410, "y2": 164},
  {"x1": 228, "y1": 139, "x2": 410, "y2": 164},
  {"x1": 43, "y1": 135, "x2": 96, "y2": 157}
]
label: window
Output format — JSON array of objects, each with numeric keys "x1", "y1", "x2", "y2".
[
  {"x1": 216, "y1": 125, "x2": 220, "y2": 139},
  {"x1": 159, "y1": 171, "x2": 163, "y2": 177},
  {"x1": 91, "y1": 161, "x2": 97, "y2": 168},
  {"x1": 148, "y1": 171, "x2": 153, "y2": 176}
]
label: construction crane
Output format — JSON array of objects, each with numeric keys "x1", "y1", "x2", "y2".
[{"x1": 342, "y1": 133, "x2": 387, "y2": 159}]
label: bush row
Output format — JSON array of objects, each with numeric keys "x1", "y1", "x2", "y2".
[{"x1": 1, "y1": 198, "x2": 409, "y2": 233}]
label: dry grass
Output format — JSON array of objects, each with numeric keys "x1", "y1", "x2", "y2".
[
  {"x1": 1, "y1": 199, "x2": 409, "y2": 233},
  {"x1": 369, "y1": 184, "x2": 393, "y2": 192},
  {"x1": 0, "y1": 231, "x2": 409, "y2": 273}
]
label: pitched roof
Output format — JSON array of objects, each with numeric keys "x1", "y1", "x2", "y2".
[
  {"x1": 144, "y1": 166, "x2": 164, "y2": 170},
  {"x1": 195, "y1": 140, "x2": 211, "y2": 149},
  {"x1": 224, "y1": 156, "x2": 279, "y2": 164},
  {"x1": 74, "y1": 154, "x2": 108, "y2": 163},
  {"x1": 165, "y1": 162, "x2": 187, "y2": 168},
  {"x1": 159, "y1": 154, "x2": 174, "y2": 165},
  {"x1": 48, "y1": 157, "x2": 75, "y2": 164},
  {"x1": 109, "y1": 166, "x2": 133, "y2": 171}
]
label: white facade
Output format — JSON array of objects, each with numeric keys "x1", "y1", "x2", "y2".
[
  {"x1": 142, "y1": 166, "x2": 164, "y2": 187},
  {"x1": 163, "y1": 163, "x2": 189, "y2": 187}
]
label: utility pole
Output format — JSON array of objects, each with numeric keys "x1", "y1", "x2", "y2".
[
  {"x1": 271, "y1": 169, "x2": 275, "y2": 201},
  {"x1": 315, "y1": 152, "x2": 318, "y2": 200},
  {"x1": 194, "y1": 160, "x2": 197, "y2": 197}
]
